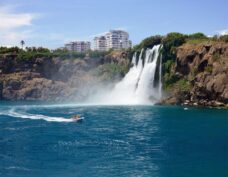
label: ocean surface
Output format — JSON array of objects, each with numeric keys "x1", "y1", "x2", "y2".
[{"x1": 0, "y1": 102, "x2": 227, "y2": 177}]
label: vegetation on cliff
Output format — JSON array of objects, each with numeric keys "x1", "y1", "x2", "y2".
[
  {"x1": 0, "y1": 46, "x2": 130, "y2": 101},
  {"x1": 92, "y1": 50, "x2": 130, "y2": 81},
  {"x1": 0, "y1": 32, "x2": 228, "y2": 107},
  {"x1": 0, "y1": 46, "x2": 112, "y2": 61},
  {"x1": 130, "y1": 32, "x2": 228, "y2": 107},
  {"x1": 93, "y1": 63, "x2": 129, "y2": 81}
]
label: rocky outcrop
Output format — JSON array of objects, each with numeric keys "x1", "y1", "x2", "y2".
[
  {"x1": 163, "y1": 42, "x2": 228, "y2": 108},
  {"x1": 0, "y1": 51, "x2": 129, "y2": 101},
  {"x1": 103, "y1": 51, "x2": 129, "y2": 65},
  {"x1": 0, "y1": 57, "x2": 99, "y2": 101},
  {"x1": 2, "y1": 72, "x2": 65, "y2": 100}
]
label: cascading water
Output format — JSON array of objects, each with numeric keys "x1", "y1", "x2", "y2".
[
  {"x1": 135, "y1": 45, "x2": 162, "y2": 103},
  {"x1": 158, "y1": 53, "x2": 163, "y2": 99},
  {"x1": 89, "y1": 44, "x2": 163, "y2": 105}
]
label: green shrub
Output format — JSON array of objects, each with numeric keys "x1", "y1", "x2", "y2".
[
  {"x1": 132, "y1": 44, "x2": 141, "y2": 53},
  {"x1": 162, "y1": 32, "x2": 187, "y2": 62},
  {"x1": 175, "y1": 79, "x2": 191, "y2": 92},
  {"x1": 52, "y1": 49, "x2": 112, "y2": 59},
  {"x1": 0, "y1": 47, "x2": 22, "y2": 54},
  {"x1": 131, "y1": 35, "x2": 162, "y2": 54},
  {"x1": 188, "y1": 33, "x2": 208, "y2": 40},
  {"x1": 140, "y1": 35, "x2": 162, "y2": 49},
  {"x1": 16, "y1": 51, "x2": 53, "y2": 61},
  {"x1": 164, "y1": 59, "x2": 174, "y2": 73},
  {"x1": 163, "y1": 73, "x2": 179, "y2": 89},
  {"x1": 162, "y1": 32, "x2": 186, "y2": 49},
  {"x1": 26, "y1": 47, "x2": 50, "y2": 53},
  {"x1": 163, "y1": 71, "x2": 191, "y2": 92}
]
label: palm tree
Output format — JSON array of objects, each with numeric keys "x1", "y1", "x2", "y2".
[{"x1": 20, "y1": 40, "x2": 25, "y2": 49}]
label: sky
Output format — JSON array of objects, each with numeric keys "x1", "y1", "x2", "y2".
[{"x1": 0, "y1": 0, "x2": 228, "y2": 49}]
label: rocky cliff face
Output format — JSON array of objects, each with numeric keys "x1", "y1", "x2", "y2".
[
  {"x1": 0, "y1": 52, "x2": 128, "y2": 101},
  {"x1": 1, "y1": 46, "x2": 227, "y2": 107},
  {"x1": 163, "y1": 43, "x2": 228, "y2": 108}
]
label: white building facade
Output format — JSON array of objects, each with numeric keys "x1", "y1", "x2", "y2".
[
  {"x1": 94, "y1": 36, "x2": 107, "y2": 51},
  {"x1": 94, "y1": 30, "x2": 132, "y2": 51},
  {"x1": 65, "y1": 41, "x2": 91, "y2": 52}
]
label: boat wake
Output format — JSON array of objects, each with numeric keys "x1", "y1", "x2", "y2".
[{"x1": 0, "y1": 109, "x2": 74, "y2": 123}]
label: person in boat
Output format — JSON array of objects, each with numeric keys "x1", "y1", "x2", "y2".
[{"x1": 72, "y1": 115, "x2": 81, "y2": 120}]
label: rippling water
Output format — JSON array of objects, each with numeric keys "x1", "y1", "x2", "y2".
[{"x1": 0, "y1": 102, "x2": 228, "y2": 177}]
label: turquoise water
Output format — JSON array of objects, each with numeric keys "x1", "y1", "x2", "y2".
[{"x1": 0, "y1": 102, "x2": 228, "y2": 177}]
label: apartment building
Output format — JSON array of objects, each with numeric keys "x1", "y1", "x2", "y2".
[
  {"x1": 94, "y1": 30, "x2": 132, "y2": 51},
  {"x1": 94, "y1": 36, "x2": 106, "y2": 51},
  {"x1": 65, "y1": 41, "x2": 91, "y2": 52}
]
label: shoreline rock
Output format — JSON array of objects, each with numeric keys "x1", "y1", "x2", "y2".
[{"x1": 163, "y1": 42, "x2": 228, "y2": 108}]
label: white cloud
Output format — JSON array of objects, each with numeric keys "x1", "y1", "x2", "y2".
[
  {"x1": 0, "y1": 6, "x2": 71, "y2": 48},
  {"x1": 0, "y1": 5, "x2": 38, "y2": 46},
  {"x1": 217, "y1": 29, "x2": 228, "y2": 35},
  {"x1": 0, "y1": 11, "x2": 34, "y2": 30}
]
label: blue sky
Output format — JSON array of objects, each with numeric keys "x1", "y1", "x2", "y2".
[{"x1": 0, "y1": 0, "x2": 228, "y2": 48}]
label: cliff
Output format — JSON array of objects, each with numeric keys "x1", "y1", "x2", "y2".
[
  {"x1": 162, "y1": 42, "x2": 228, "y2": 108},
  {"x1": 1, "y1": 42, "x2": 228, "y2": 108},
  {"x1": 0, "y1": 51, "x2": 129, "y2": 101}
]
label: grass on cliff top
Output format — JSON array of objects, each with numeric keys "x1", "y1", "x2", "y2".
[
  {"x1": 186, "y1": 36, "x2": 228, "y2": 45},
  {"x1": 186, "y1": 39, "x2": 213, "y2": 45}
]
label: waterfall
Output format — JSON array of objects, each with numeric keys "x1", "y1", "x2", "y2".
[
  {"x1": 135, "y1": 45, "x2": 162, "y2": 103},
  {"x1": 89, "y1": 44, "x2": 163, "y2": 105},
  {"x1": 158, "y1": 53, "x2": 163, "y2": 99}
]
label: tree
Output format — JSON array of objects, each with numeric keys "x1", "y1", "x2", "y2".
[
  {"x1": 162, "y1": 32, "x2": 186, "y2": 49},
  {"x1": 161, "y1": 32, "x2": 187, "y2": 62},
  {"x1": 188, "y1": 32, "x2": 207, "y2": 39},
  {"x1": 140, "y1": 35, "x2": 162, "y2": 49},
  {"x1": 20, "y1": 40, "x2": 25, "y2": 49}
]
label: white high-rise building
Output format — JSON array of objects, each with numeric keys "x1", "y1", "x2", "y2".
[
  {"x1": 94, "y1": 30, "x2": 132, "y2": 51},
  {"x1": 94, "y1": 36, "x2": 107, "y2": 51},
  {"x1": 65, "y1": 41, "x2": 91, "y2": 52},
  {"x1": 106, "y1": 30, "x2": 131, "y2": 50}
]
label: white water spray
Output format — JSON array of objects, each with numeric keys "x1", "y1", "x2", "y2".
[{"x1": 88, "y1": 45, "x2": 163, "y2": 105}]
